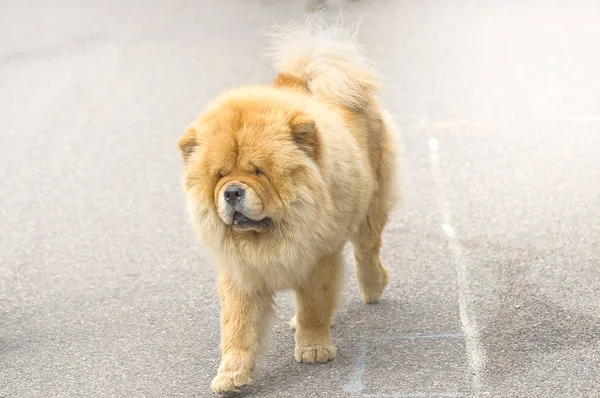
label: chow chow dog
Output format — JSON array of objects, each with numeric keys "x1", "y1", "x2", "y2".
[{"x1": 178, "y1": 17, "x2": 399, "y2": 394}]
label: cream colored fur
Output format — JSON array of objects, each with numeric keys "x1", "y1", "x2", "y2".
[
  {"x1": 178, "y1": 16, "x2": 399, "y2": 395},
  {"x1": 269, "y1": 15, "x2": 380, "y2": 109}
]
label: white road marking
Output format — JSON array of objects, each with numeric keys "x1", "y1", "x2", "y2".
[
  {"x1": 427, "y1": 115, "x2": 600, "y2": 130},
  {"x1": 344, "y1": 333, "x2": 465, "y2": 394},
  {"x1": 345, "y1": 339, "x2": 369, "y2": 393},
  {"x1": 428, "y1": 137, "x2": 487, "y2": 397},
  {"x1": 361, "y1": 393, "x2": 463, "y2": 398},
  {"x1": 562, "y1": 115, "x2": 600, "y2": 123}
]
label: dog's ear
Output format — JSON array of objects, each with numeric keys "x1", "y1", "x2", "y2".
[
  {"x1": 178, "y1": 126, "x2": 197, "y2": 162},
  {"x1": 289, "y1": 115, "x2": 319, "y2": 160}
]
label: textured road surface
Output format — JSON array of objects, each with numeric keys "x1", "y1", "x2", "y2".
[{"x1": 1, "y1": 1, "x2": 599, "y2": 397}]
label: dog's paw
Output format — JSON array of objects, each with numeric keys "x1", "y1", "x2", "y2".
[
  {"x1": 295, "y1": 344, "x2": 337, "y2": 363},
  {"x1": 360, "y1": 265, "x2": 389, "y2": 304},
  {"x1": 210, "y1": 370, "x2": 252, "y2": 395}
]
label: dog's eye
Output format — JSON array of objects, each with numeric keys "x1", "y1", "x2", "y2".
[{"x1": 255, "y1": 168, "x2": 263, "y2": 176}]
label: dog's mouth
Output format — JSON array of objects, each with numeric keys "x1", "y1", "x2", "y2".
[{"x1": 232, "y1": 211, "x2": 272, "y2": 232}]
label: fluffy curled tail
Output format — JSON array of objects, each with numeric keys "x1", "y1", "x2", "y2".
[{"x1": 268, "y1": 15, "x2": 380, "y2": 109}]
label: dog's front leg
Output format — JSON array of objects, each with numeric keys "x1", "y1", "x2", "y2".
[
  {"x1": 210, "y1": 274, "x2": 273, "y2": 394},
  {"x1": 293, "y1": 252, "x2": 341, "y2": 363}
]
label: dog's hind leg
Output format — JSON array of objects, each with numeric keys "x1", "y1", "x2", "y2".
[
  {"x1": 351, "y1": 117, "x2": 397, "y2": 304},
  {"x1": 351, "y1": 195, "x2": 391, "y2": 304}
]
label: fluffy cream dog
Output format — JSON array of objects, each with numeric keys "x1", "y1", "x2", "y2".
[{"x1": 178, "y1": 17, "x2": 399, "y2": 394}]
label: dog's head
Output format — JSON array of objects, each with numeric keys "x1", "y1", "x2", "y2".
[{"x1": 178, "y1": 87, "x2": 325, "y2": 246}]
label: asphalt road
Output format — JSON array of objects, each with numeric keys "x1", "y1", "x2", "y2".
[{"x1": 1, "y1": 1, "x2": 599, "y2": 397}]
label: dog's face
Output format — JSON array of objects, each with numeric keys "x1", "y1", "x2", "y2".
[{"x1": 179, "y1": 88, "x2": 323, "y2": 240}]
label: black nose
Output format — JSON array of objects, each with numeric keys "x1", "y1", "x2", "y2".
[{"x1": 224, "y1": 186, "x2": 245, "y2": 204}]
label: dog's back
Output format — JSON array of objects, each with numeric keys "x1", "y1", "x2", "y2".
[{"x1": 269, "y1": 16, "x2": 399, "y2": 213}]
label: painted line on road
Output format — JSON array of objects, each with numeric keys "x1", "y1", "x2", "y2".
[
  {"x1": 344, "y1": 333, "x2": 465, "y2": 394},
  {"x1": 361, "y1": 393, "x2": 463, "y2": 397},
  {"x1": 424, "y1": 115, "x2": 600, "y2": 130},
  {"x1": 371, "y1": 332, "x2": 464, "y2": 341},
  {"x1": 428, "y1": 137, "x2": 486, "y2": 397},
  {"x1": 430, "y1": 120, "x2": 508, "y2": 129},
  {"x1": 562, "y1": 115, "x2": 600, "y2": 123},
  {"x1": 345, "y1": 339, "x2": 369, "y2": 393}
]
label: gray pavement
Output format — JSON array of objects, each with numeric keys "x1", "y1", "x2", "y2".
[{"x1": 1, "y1": 1, "x2": 599, "y2": 397}]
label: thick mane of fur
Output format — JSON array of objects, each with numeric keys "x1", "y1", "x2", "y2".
[{"x1": 268, "y1": 14, "x2": 381, "y2": 110}]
